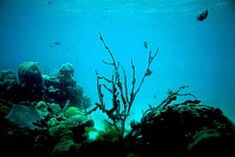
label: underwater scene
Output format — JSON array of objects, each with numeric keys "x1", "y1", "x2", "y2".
[{"x1": 0, "y1": 0, "x2": 235, "y2": 156}]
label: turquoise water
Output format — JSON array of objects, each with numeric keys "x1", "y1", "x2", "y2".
[{"x1": 1, "y1": 0, "x2": 235, "y2": 129}]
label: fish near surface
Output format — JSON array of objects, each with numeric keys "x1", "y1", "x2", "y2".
[{"x1": 197, "y1": 9, "x2": 208, "y2": 21}]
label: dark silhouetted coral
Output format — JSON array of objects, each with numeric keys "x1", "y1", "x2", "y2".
[
  {"x1": 43, "y1": 63, "x2": 85, "y2": 108},
  {"x1": 129, "y1": 96, "x2": 235, "y2": 157},
  {"x1": 0, "y1": 70, "x2": 18, "y2": 100},
  {"x1": 17, "y1": 61, "x2": 44, "y2": 101}
]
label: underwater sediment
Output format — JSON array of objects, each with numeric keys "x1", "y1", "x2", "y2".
[{"x1": 0, "y1": 61, "x2": 235, "y2": 157}]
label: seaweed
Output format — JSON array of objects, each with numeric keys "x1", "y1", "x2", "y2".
[{"x1": 88, "y1": 33, "x2": 158, "y2": 138}]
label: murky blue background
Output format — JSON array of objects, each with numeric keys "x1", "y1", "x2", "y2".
[{"x1": 1, "y1": 0, "x2": 235, "y2": 128}]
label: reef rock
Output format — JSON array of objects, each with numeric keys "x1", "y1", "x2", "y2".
[
  {"x1": 43, "y1": 63, "x2": 84, "y2": 107},
  {"x1": 0, "y1": 70, "x2": 18, "y2": 100},
  {"x1": 17, "y1": 61, "x2": 44, "y2": 101},
  {"x1": 57, "y1": 63, "x2": 75, "y2": 87},
  {"x1": 133, "y1": 103, "x2": 235, "y2": 157},
  {"x1": 5, "y1": 103, "x2": 42, "y2": 129}
]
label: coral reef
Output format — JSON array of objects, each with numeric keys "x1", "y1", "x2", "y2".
[
  {"x1": 43, "y1": 63, "x2": 86, "y2": 107},
  {"x1": 0, "y1": 62, "x2": 88, "y2": 108},
  {"x1": 0, "y1": 36, "x2": 235, "y2": 157},
  {"x1": 128, "y1": 86, "x2": 235, "y2": 157},
  {"x1": 0, "y1": 61, "x2": 94, "y2": 156},
  {"x1": 72, "y1": 86, "x2": 235, "y2": 157}
]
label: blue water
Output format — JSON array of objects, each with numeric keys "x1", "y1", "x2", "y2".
[{"x1": 1, "y1": 0, "x2": 235, "y2": 129}]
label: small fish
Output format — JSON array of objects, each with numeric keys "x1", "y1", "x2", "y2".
[
  {"x1": 50, "y1": 41, "x2": 61, "y2": 48},
  {"x1": 197, "y1": 9, "x2": 208, "y2": 21},
  {"x1": 54, "y1": 41, "x2": 60, "y2": 45},
  {"x1": 144, "y1": 41, "x2": 148, "y2": 49}
]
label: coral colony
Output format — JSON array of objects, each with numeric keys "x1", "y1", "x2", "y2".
[
  {"x1": 88, "y1": 33, "x2": 158, "y2": 138},
  {"x1": 0, "y1": 35, "x2": 235, "y2": 157}
]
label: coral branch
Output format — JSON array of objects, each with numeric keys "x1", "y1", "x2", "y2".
[
  {"x1": 122, "y1": 66, "x2": 129, "y2": 109},
  {"x1": 127, "y1": 47, "x2": 159, "y2": 113},
  {"x1": 157, "y1": 85, "x2": 197, "y2": 110},
  {"x1": 99, "y1": 33, "x2": 118, "y2": 70},
  {"x1": 95, "y1": 34, "x2": 158, "y2": 138}
]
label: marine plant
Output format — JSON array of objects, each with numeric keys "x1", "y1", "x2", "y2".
[{"x1": 90, "y1": 33, "x2": 158, "y2": 138}]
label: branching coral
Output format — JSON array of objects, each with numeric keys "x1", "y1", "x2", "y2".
[
  {"x1": 141, "y1": 85, "x2": 199, "y2": 121},
  {"x1": 90, "y1": 33, "x2": 159, "y2": 138},
  {"x1": 155, "y1": 85, "x2": 198, "y2": 109}
]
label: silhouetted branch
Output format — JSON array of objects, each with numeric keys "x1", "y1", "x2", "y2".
[
  {"x1": 99, "y1": 33, "x2": 118, "y2": 70},
  {"x1": 95, "y1": 34, "x2": 158, "y2": 138},
  {"x1": 155, "y1": 85, "x2": 197, "y2": 110},
  {"x1": 127, "y1": 47, "x2": 159, "y2": 113}
]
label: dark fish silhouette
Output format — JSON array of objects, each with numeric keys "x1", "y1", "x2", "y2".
[
  {"x1": 50, "y1": 41, "x2": 60, "y2": 48},
  {"x1": 197, "y1": 9, "x2": 208, "y2": 21},
  {"x1": 54, "y1": 41, "x2": 60, "y2": 45}
]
